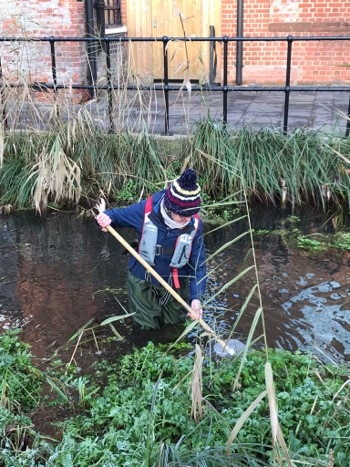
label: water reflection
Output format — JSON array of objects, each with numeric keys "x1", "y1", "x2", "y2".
[
  {"x1": 0, "y1": 207, "x2": 349, "y2": 363},
  {"x1": 281, "y1": 279, "x2": 350, "y2": 363},
  {"x1": 0, "y1": 212, "x2": 130, "y2": 358}
]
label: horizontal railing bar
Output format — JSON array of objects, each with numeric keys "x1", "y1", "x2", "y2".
[
  {"x1": 0, "y1": 35, "x2": 350, "y2": 43},
  {"x1": 1, "y1": 33, "x2": 349, "y2": 136},
  {"x1": 1, "y1": 83, "x2": 349, "y2": 93}
]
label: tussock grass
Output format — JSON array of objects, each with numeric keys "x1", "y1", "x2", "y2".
[
  {"x1": 190, "y1": 122, "x2": 350, "y2": 210},
  {"x1": 1, "y1": 119, "x2": 350, "y2": 213},
  {"x1": 29, "y1": 135, "x2": 81, "y2": 213}
]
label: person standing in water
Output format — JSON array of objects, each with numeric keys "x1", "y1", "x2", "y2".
[{"x1": 96, "y1": 168, "x2": 206, "y2": 330}]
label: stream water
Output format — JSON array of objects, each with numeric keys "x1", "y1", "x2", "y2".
[{"x1": 0, "y1": 206, "x2": 349, "y2": 366}]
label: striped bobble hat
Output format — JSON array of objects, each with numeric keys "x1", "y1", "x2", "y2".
[{"x1": 164, "y1": 168, "x2": 201, "y2": 217}]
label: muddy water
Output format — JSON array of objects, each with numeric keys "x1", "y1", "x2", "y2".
[{"x1": 0, "y1": 207, "x2": 349, "y2": 365}]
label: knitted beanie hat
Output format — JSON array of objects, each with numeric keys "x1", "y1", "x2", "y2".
[{"x1": 163, "y1": 168, "x2": 201, "y2": 217}]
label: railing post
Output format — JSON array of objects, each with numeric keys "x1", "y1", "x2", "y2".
[
  {"x1": 346, "y1": 93, "x2": 350, "y2": 137},
  {"x1": 48, "y1": 36, "x2": 60, "y2": 119},
  {"x1": 162, "y1": 36, "x2": 170, "y2": 136},
  {"x1": 104, "y1": 37, "x2": 115, "y2": 133},
  {"x1": 209, "y1": 25, "x2": 217, "y2": 85},
  {"x1": 283, "y1": 35, "x2": 293, "y2": 135},
  {"x1": 86, "y1": 0, "x2": 98, "y2": 99},
  {"x1": 49, "y1": 37, "x2": 57, "y2": 96},
  {"x1": 0, "y1": 57, "x2": 8, "y2": 129},
  {"x1": 222, "y1": 36, "x2": 229, "y2": 126},
  {"x1": 236, "y1": 0, "x2": 244, "y2": 85}
]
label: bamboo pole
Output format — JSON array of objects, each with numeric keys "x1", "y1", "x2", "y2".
[{"x1": 96, "y1": 200, "x2": 235, "y2": 356}]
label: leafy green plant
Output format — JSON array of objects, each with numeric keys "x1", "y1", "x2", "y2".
[
  {"x1": 0, "y1": 329, "x2": 349, "y2": 466},
  {"x1": 51, "y1": 346, "x2": 350, "y2": 465},
  {"x1": 117, "y1": 178, "x2": 138, "y2": 201},
  {"x1": 0, "y1": 407, "x2": 36, "y2": 454},
  {"x1": 297, "y1": 236, "x2": 326, "y2": 251},
  {"x1": 331, "y1": 232, "x2": 350, "y2": 250},
  {"x1": 0, "y1": 329, "x2": 42, "y2": 411}
]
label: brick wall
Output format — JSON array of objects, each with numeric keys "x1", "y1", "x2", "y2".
[
  {"x1": 0, "y1": 0, "x2": 86, "y2": 102},
  {"x1": 222, "y1": 0, "x2": 350, "y2": 85},
  {"x1": 120, "y1": 0, "x2": 127, "y2": 24}
]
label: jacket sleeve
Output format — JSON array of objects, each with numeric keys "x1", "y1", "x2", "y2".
[
  {"x1": 188, "y1": 220, "x2": 207, "y2": 302},
  {"x1": 104, "y1": 201, "x2": 145, "y2": 234},
  {"x1": 103, "y1": 191, "x2": 164, "y2": 234}
]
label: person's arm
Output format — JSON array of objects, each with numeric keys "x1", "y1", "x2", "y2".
[
  {"x1": 187, "y1": 221, "x2": 206, "y2": 320},
  {"x1": 96, "y1": 202, "x2": 145, "y2": 232}
]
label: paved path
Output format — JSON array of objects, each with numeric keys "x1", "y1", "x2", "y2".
[
  {"x1": 83, "y1": 88, "x2": 350, "y2": 137},
  {"x1": 7, "y1": 88, "x2": 350, "y2": 137}
]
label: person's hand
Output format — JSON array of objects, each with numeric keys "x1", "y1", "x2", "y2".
[
  {"x1": 96, "y1": 212, "x2": 112, "y2": 232},
  {"x1": 188, "y1": 299, "x2": 203, "y2": 321}
]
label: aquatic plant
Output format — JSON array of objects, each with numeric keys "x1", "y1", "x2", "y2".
[
  {"x1": 0, "y1": 329, "x2": 43, "y2": 458},
  {"x1": 0, "y1": 328, "x2": 42, "y2": 411},
  {"x1": 0, "y1": 336, "x2": 349, "y2": 466}
]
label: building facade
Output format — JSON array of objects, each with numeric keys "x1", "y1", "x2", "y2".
[{"x1": 0, "y1": 0, "x2": 348, "y2": 102}]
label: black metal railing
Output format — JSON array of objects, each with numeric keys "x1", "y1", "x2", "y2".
[{"x1": 0, "y1": 34, "x2": 350, "y2": 136}]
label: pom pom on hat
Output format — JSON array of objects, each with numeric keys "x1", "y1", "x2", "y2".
[{"x1": 164, "y1": 168, "x2": 201, "y2": 217}]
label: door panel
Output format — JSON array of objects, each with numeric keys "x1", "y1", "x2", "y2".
[
  {"x1": 151, "y1": 0, "x2": 205, "y2": 81},
  {"x1": 126, "y1": 0, "x2": 221, "y2": 83}
]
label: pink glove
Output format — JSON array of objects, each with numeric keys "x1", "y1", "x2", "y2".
[
  {"x1": 96, "y1": 212, "x2": 112, "y2": 231},
  {"x1": 188, "y1": 299, "x2": 203, "y2": 321}
]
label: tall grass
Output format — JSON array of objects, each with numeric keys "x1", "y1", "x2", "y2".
[
  {"x1": 190, "y1": 120, "x2": 350, "y2": 209},
  {"x1": 1, "y1": 102, "x2": 350, "y2": 213}
]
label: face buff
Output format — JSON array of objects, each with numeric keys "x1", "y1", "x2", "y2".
[{"x1": 160, "y1": 199, "x2": 191, "y2": 230}]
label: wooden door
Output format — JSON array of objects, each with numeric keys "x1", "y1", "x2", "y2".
[
  {"x1": 126, "y1": 0, "x2": 221, "y2": 83},
  {"x1": 151, "y1": 0, "x2": 203, "y2": 81}
]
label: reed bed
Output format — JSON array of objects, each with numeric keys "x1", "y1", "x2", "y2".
[{"x1": 1, "y1": 99, "x2": 350, "y2": 214}]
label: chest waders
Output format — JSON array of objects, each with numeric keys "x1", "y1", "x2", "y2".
[{"x1": 139, "y1": 196, "x2": 199, "y2": 306}]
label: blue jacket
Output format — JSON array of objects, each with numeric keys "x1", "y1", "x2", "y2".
[{"x1": 104, "y1": 190, "x2": 207, "y2": 302}]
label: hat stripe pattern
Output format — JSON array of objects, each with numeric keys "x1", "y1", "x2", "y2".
[
  {"x1": 169, "y1": 179, "x2": 200, "y2": 207},
  {"x1": 164, "y1": 168, "x2": 201, "y2": 216}
]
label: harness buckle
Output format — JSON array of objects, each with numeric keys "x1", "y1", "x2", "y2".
[{"x1": 155, "y1": 244, "x2": 162, "y2": 256}]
